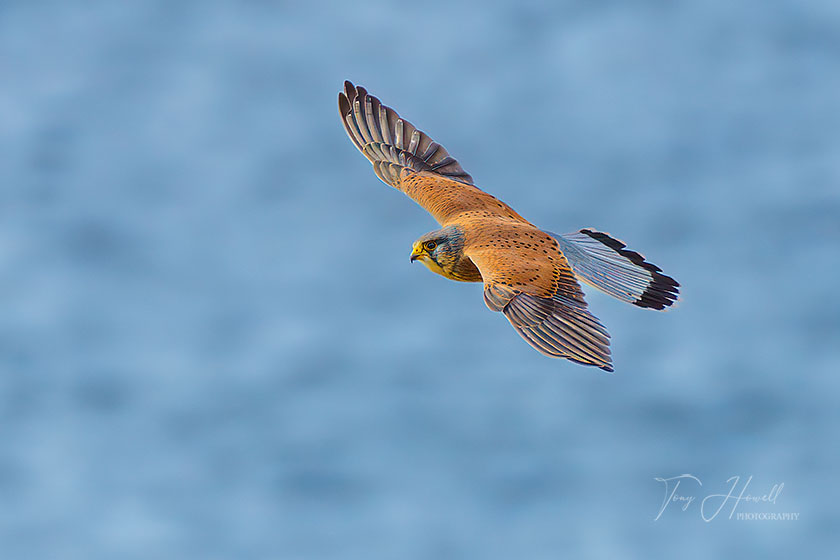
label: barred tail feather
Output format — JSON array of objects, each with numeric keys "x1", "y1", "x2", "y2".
[{"x1": 549, "y1": 229, "x2": 679, "y2": 310}]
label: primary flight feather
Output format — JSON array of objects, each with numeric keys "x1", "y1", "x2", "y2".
[{"x1": 338, "y1": 80, "x2": 679, "y2": 372}]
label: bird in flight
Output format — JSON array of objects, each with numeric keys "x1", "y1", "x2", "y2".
[{"x1": 338, "y1": 81, "x2": 679, "y2": 372}]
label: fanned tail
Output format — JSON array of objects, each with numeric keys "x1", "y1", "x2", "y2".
[{"x1": 549, "y1": 229, "x2": 679, "y2": 310}]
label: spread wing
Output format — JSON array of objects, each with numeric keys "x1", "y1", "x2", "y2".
[
  {"x1": 338, "y1": 81, "x2": 527, "y2": 225},
  {"x1": 339, "y1": 80, "x2": 473, "y2": 185},
  {"x1": 467, "y1": 229, "x2": 614, "y2": 372}
]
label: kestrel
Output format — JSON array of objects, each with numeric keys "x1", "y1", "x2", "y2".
[{"x1": 338, "y1": 81, "x2": 679, "y2": 372}]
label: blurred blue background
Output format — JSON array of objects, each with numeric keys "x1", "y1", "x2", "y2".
[{"x1": 1, "y1": 0, "x2": 838, "y2": 558}]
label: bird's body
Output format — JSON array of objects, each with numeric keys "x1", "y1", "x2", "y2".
[{"x1": 338, "y1": 81, "x2": 679, "y2": 372}]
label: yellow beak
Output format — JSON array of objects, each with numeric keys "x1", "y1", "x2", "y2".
[{"x1": 410, "y1": 243, "x2": 424, "y2": 262}]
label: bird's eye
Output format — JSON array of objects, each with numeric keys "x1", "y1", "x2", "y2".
[{"x1": 424, "y1": 241, "x2": 437, "y2": 251}]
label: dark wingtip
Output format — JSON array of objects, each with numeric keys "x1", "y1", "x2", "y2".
[
  {"x1": 337, "y1": 79, "x2": 475, "y2": 186},
  {"x1": 572, "y1": 359, "x2": 614, "y2": 373},
  {"x1": 565, "y1": 356, "x2": 614, "y2": 374},
  {"x1": 343, "y1": 80, "x2": 357, "y2": 100},
  {"x1": 338, "y1": 92, "x2": 350, "y2": 115}
]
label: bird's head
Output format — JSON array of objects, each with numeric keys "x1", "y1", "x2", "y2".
[{"x1": 409, "y1": 227, "x2": 464, "y2": 278}]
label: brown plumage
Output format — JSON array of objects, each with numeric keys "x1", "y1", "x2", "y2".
[{"x1": 338, "y1": 81, "x2": 679, "y2": 372}]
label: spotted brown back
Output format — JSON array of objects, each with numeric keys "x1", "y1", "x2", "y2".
[
  {"x1": 463, "y1": 221, "x2": 613, "y2": 371},
  {"x1": 337, "y1": 80, "x2": 634, "y2": 372}
]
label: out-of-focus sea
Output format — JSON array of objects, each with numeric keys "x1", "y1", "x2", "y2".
[{"x1": 1, "y1": 1, "x2": 838, "y2": 558}]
